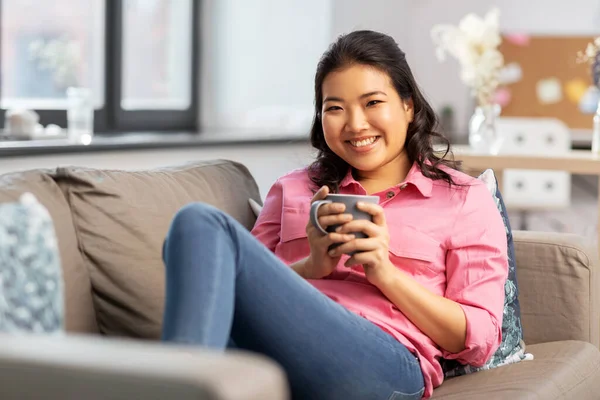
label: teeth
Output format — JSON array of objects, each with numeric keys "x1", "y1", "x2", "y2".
[{"x1": 350, "y1": 137, "x2": 377, "y2": 147}]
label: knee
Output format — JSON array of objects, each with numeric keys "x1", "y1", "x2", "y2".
[
  {"x1": 164, "y1": 203, "x2": 229, "y2": 262},
  {"x1": 170, "y1": 202, "x2": 224, "y2": 233}
]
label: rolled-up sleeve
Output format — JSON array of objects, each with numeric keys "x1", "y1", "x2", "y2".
[
  {"x1": 442, "y1": 182, "x2": 508, "y2": 366},
  {"x1": 250, "y1": 180, "x2": 283, "y2": 252}
]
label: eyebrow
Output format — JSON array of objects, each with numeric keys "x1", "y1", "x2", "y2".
[{"x1": 323, "y1": 91, "x2": 387, "y2": 103}]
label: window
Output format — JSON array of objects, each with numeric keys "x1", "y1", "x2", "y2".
[
  {"x1": 1, "y1": 0, "x2": 105, "y2": 110},
  {"x1": 122, "y1": 0, "x2": 192, "y2": 111},
  {"x1": 0, "y1": 0, "x2": 198, "y2": 133}
]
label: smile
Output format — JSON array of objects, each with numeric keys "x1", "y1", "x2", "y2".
[{"x1": 348, "y1": 136, "x2": 379, "y2": 147}]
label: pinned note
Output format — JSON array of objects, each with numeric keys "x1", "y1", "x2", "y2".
[
  {"x1": 504, "y1": 33, "x2": 531, "y2": 47},
  {"x1": 565, "y1": 79, "x2": 589, "y2": 104},
  {"x1": 498, "y1": 63, "x2": 523, "y2": 85},
  {"x1": 536, "y1": 78, "x2": 562, "y2": 104}
]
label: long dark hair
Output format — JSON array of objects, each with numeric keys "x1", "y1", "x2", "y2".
[{"x1": 308, "y1": 30, "x2": 461, "y2": 192}]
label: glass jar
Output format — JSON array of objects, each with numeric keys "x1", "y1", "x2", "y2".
[{"x1": 66, "y1": 87, "x2": 94, "y2": 145}]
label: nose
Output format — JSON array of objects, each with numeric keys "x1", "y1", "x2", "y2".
[{"x1": 345, "y1": 108, "x2": 369, "y2": 134}]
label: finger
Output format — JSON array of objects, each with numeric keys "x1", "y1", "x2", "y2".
[
  {"x1": 306, "y1": 224, "x2": 353, "y2": 243},
  {"x1": 324, "y1": 232, "x2": 355, "y2": 245},
  {"x1": 335, "y1": 220, "x2": 380, "y2": 237},
  {"x1": 311, "y1": 185, "x2": 329, "y2": 203},
  {"x1": 356, "y1": 201, "x2": 387, "y2": 226},
  {"x1": 317, "y1": 202, "x2": 346, "y2": 217},
  {"x1": 342, "y1": 245, "x2": 380, "y2": 267},
  {"x1": 318, "y1": 213, "x2": 353, "y2": 229},
  {"x1": 328, "y1": 238, "x2": 378, "y2": 257},
  {"x1": 344, "y1": 251, "x2": 373, "y2": 267},
  {"x1": 306, "y1": 201, "x2": 344, "y2": 231}
]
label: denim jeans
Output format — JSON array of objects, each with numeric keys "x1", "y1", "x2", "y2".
[{"x1": 162, "y1": 203, "x2": 425, "y2": 400}]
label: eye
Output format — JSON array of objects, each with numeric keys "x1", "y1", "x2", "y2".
[
  {"x1": 367, "y1": 100, "x2": 382, "y2": 107},
  {"x1": 325, "y1": 105, "x2": 342, "y2": 112}
]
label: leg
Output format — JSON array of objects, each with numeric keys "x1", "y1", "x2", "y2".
[
  {"x1": 161, "y1": 204, "x2": 236, "y2": 348},
  {"x1": 162, "y1": 203, "x2": 424, "y2": 400}
]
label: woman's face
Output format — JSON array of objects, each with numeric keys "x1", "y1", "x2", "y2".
[{"x1": 320, "y1": 64, "x2": 413, "y2": 175}]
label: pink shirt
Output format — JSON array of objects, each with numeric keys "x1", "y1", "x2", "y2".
[{"x1": 251, "y1": 162, "x2": 508, "y2": 398}]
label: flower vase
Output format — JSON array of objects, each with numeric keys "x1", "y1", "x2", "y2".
[
  {"x1": 592, "y1": 100, "x2": 600, "y2": 155},
  {"x1": 468, "y1": 103, "x2": 502, "y2": 154}
]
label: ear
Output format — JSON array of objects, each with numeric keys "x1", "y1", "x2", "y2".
[{"x1": 404, "y1": 98, "x2": 414, "y2": 122}]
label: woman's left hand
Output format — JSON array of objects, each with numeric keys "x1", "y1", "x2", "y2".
[{"x1": 327, "y1": 201, "x2": 396, "y2": 287}]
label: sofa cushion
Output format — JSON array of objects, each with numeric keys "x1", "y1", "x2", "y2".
[
  {"x1": 513, "y1": 230, "x2": 599, "y2": 347},
  {"x1": 432, "y1": 341, "x2": 600, "y2": 399},
  {"x1": 53, "y1": 160, "x2": 261, "y2": 339},
  {"x1": 0, "y1": 170, "x2": 97, "y2": 334}
]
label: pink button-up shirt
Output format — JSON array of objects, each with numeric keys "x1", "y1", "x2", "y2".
[{"x1": 251, "y1": 162, "x2": 508, "y2": 398}]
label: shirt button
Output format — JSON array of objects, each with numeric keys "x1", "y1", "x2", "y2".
[
  {"x1": 400, "y1": 184, "x2": 407, "y2": 190},
  {"x1": 386, "y1": 191, "x2": 395, "y2": 199}
]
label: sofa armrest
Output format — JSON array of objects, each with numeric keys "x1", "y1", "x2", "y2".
[
  {"x1": 0, "y1": 334, "x2": 289, "y2": 400},
  {"x1": 513, "y1": 230, "x2": 599, "y2": 348}
]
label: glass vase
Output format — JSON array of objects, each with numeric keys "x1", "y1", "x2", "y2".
[
  {"x1": 468, "y1": 103, "x2": 502, "y2": 154},
  {"x1": 66, "y1": 87, "x2": 94, "y2": 145},
  {"x1": 593, "y1": 99, "x2": 600, "y2": 155}
]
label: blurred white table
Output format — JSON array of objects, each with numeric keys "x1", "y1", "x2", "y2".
[{"x1": 450, "y1": 144, "x2": 600, "y2": 252}]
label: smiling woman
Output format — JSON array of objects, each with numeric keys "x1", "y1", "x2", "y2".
[
  {"x1": 161, "y1": 30, "x2": 508, "y2": 400},
  {"x1": 309, "y1": 31, "x2": 461, "y2": 195}
]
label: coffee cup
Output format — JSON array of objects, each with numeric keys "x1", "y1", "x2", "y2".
[{"x1": 309, "y1": 194, "x2": 379, "y2": 254}]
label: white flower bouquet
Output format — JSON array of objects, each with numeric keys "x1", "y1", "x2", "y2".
[
  {"x1": 431, "y1": 8, "x2": 504, "y2": 106},
  {"x1": 577, "y1": 37, "x2": 600, "y2": 88}
]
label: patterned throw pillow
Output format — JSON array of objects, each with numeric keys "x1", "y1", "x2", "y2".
[
  {"x1": 442, "y1": 169, "x2": 531, "y2": 377},
  {"x1": 0, "y1": 193, "x2": 64, "y2": 334}
]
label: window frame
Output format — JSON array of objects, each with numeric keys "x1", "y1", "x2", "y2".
[{"x1": 0, "y1": 0, "x2": 200, "y2": 133}]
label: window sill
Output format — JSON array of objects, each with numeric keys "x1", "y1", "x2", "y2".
[{"x1": 0, "y1": 130, "x2": 310, "y2": 157}]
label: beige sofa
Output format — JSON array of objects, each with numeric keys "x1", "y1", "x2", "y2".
[{"x1": 0, "y1": 159, "x2": 599, "y2": 399}]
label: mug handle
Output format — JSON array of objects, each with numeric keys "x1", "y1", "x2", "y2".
[{"x1": 309, "y1": 200, "x2": 332, "y2": 235}]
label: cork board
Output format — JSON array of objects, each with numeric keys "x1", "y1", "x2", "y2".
[{"x1": 498, "y1": 35, "x2": 597, "y2": 130}]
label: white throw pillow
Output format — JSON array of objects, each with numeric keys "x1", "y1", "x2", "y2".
[{"x1": 248, "y1": 198, "x2": 263, "y2": 217}]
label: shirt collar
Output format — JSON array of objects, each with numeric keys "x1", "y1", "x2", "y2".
[{"x1": 339, "y1": 161, "x2": 433, "y2": 198}]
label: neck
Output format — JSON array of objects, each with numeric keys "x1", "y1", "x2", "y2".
[{"x1": 353, "y1": 155, "x2": 412, "y2": 195}]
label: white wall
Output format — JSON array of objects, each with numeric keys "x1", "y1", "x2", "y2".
[
  {"x1": 331, "y1": 0, "x2": 411, "y2": 50},
  {"x1": 0, "y1": 143, "x2": 314, "y2": 199},
  {"x1": 200, "y1": 0, "x2": 332, "y2": 133}
]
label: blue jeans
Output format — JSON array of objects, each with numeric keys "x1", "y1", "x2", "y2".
[{"x1": 162, "y1": 203, "x2": 425, "y2": 400}]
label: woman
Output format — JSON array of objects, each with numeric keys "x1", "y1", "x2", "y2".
[{"x1": 161, "y1": 30, "x2": 508, "y2": 400}]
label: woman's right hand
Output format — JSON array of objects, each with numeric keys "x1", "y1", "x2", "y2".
[{"x1": 303, "y1": 186, "x2": 354, "y2": 279}]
